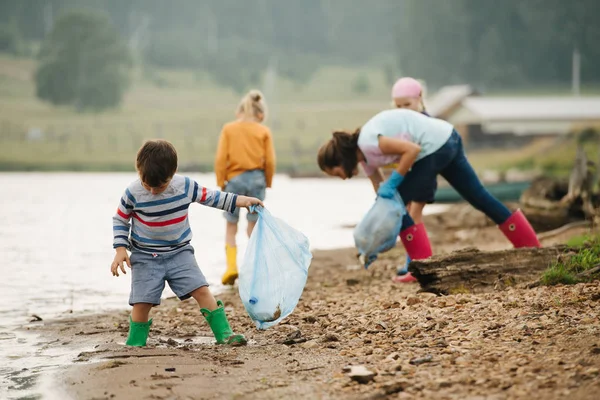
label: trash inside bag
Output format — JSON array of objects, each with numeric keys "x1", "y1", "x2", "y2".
[
  {"x1": 239, "y1": 206, "x2": 312, "y2": 330},
  {"x1": 354, "y1": 193, "x2": 406, "y2": 269}
]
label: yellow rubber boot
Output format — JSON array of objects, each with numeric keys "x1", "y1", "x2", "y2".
[{"x1": 221, "y1": 245, "x2": 238, "y2": 285}]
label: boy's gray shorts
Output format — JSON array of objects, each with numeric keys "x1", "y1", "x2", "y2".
[
  {"x1": 128, "y1": 245, "x2": 208, "y2": 306},
  {"x1": 223, "y1": 169, "x2": 266, "y2": 223}
]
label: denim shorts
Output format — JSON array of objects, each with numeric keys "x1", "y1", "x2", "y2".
[
  {"x1": 223, "y1": 169, "x2": 266, "y2": 223},
  {"x1": 398, "y1": 130, "x2": 459, "y2": 204},
  {"x1": 128, "y1": 245, "x2": 208, "y2": 306},
  {"x1": 398, "y1": 129, "x2": 511, "y2": 226}
]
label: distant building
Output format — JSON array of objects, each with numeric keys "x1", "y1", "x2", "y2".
[
  {"x1": 429, "y1": 88, "x2": 600, "y2": 149},
  {"x1": 425, "y1": 84, "x2": 479, "y2": 120}
]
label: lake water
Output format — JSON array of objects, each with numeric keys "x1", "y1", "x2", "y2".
[{"x1": 0, "y1": 172, "x2": 448, "y2": 399}]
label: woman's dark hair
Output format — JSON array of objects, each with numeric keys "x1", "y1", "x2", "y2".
[{"x1": 317, "y1": 128, "x2": 360, "y2": 178}]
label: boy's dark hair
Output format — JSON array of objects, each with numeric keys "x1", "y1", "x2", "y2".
[
  {"x1": 136, "y1": 139, "x2": 178, "y2": 187},
  {"x1": 317, "y1": 128, "x2": 360, "y2": 178}
]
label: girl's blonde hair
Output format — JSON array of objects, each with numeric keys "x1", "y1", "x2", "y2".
[{"x1": 237, "y1": 89, "x2": 267, "y2": 121}]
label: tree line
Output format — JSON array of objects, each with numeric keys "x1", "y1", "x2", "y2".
[{"x1": 0, "y1": 0, "x2": 597, "y2": 112}]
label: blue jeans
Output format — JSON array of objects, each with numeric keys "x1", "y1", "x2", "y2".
[{"x1": 400, "y1": 130, "x2": 512, "y2": 230}]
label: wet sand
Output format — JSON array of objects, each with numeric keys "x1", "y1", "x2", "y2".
[{"x1": 27, "y1": 205, "x2": 600, "y2": 400}]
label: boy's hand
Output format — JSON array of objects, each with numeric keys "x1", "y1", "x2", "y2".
[
  {"x1": 235, "y1": 195, "x2": 264, "y2": 211},
  {"x1": 111, "y1": 247, "x2": 131, "y2": 277}
]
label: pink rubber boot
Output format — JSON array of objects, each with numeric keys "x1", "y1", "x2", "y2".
[
  {"x1": 392, "y1": 223, "x2": 433, "y2": 283},
  {"x1": 498, "y1": 209, "x2": 541, "y2": 248}
]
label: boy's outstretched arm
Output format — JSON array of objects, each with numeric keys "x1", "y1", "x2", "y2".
[
  {"x1": 191, "y1": 179, "x2": 237, "y2": 213},
  {"x1": 191, "y1": 179, "x2": 263, "y2": 212}
]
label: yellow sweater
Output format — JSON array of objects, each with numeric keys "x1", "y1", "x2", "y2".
[{"x1": 214, "y1": 120, "x2": 276, "y2": 188}]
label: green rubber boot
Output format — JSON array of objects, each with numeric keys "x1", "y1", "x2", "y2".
[
  {"x1": 201, "y1": 300, "x2": 247, "y2": 346},
  {"x1": 125, "y1": 317, "x2": 152, "y2": 347}
]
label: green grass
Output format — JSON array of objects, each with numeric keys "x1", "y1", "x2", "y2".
[
  {"x1": 541, "y1": 235, "x2": 600, "y2": 286},
  {"x1": 466, "y1": 137, "x2": 556, "y2": 172},
  {"x1": 467, "y1": 135, "x2": 600, "y2": 178},
  {"x1": 566, "y1": 234, "x2": 598, "y2": 248},
  {"x1": 541, "y1": 263, "x2": 579, "y2": 286},
  {"x1": 532, "y1": 140, "x2": 600, "y2": 177},
  {"x1": 485, "y1": 85, "x2": 600, "y2": 97}
]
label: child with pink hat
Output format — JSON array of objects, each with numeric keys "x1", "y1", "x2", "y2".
[
  {"x1": 389, "y1": 77, "x2": 430, "y2": 281},
  {"x1": 391, "y1": 77, "x2": 429, "y2": 116}
]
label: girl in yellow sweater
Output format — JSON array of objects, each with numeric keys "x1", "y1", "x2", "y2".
[{"x1": 214, "y1": 90, "x2": 276, "y2": 285}]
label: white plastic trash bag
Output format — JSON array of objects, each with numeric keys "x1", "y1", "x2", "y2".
[
  {"x1": 239, "y1": 206, "x2": 312, "y2": 330},
  {"x1": 354, "y1": 193, "x2": 406, "y2": 268}
]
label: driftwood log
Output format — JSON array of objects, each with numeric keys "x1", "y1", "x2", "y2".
[
  {"x1": 520, "y1": 144, "x2": 599, "y2": 232},
  {"x1": 519, "y1": 178, "x2": 576, "y2": 231},
  {"x1": 409, "y1": 245, "x2": 578, "y2": 295}
]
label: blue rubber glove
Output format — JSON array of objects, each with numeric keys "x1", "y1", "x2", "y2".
[{"x1": 377, "y1": 171, "x2": 404, "y2": 199}]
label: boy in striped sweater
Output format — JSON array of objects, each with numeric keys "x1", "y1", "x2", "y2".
[{"x1": 111, "y1": 139, "x2": 263, "y2": 346}]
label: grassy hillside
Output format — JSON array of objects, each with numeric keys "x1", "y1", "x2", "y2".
[
  {"x1": 0, "y1": 54, "x2": 395, "y2": 172},
  {"x1": 0, "y1": 54, "x2": 597, "y2": 174}
]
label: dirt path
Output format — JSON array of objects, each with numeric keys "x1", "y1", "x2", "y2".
[{"x1": 33, "y1": 205, "x2": 600, "y2": 399}]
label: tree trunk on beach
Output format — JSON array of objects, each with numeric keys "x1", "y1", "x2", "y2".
[
  {"x1": 409, "y1": 245, "x2": 577, "y2": 295},
  {"x1": 519, "y1": 178, "x2": 577, "y2": 231},
  {"x1": 519, "y1": 149, "x2": 599, "y2": 232}
]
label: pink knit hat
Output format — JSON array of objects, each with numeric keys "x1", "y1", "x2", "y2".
[{"x1": 391, "y1": 77, "x2": 422, "y2": 99}]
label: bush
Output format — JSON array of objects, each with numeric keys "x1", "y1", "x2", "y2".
[
  {"x1": 578, "y1": 128, "x2": 600, "y2": 144},
  {"x1": 35, "y1": 10, "x2": 132, "y2": 112},
  {"x1": 352, "y1": 73, "x2": 370, "y2": 94},
  {"x1": 0, "y1": 23, "x2": 22, "y2": 55}
]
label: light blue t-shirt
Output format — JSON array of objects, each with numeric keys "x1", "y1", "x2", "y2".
[{"x1": 357, "y1": 109, "x2": 454, "y2": 176}]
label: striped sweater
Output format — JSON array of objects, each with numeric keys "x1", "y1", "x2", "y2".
[{"x1": 113, "y1": 175, "x2": 237, "y2": 253}]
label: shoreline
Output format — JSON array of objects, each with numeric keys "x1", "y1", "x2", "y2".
[
  {"x1": 14, "y1": 205, "x2": 600, "y2": 400},
  {"x1": 0, "y1": 168, "x2": 539, "y2": 181}
]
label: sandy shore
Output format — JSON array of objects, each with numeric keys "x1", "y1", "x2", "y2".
[{"x1": 28, "y1": 205, "x2": 600, "y2": 400}]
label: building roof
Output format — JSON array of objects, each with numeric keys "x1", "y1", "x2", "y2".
[
  {"x1": 425, "y1": 85, "x2": 477, "y2": 117},
  {"x1": 459, "y1": 97, "x2": 600, "y2": 121}
]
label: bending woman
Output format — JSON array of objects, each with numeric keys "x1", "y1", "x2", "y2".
[{"x1": 317, "y1": 108, "x2": 540, "y2": 283}]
